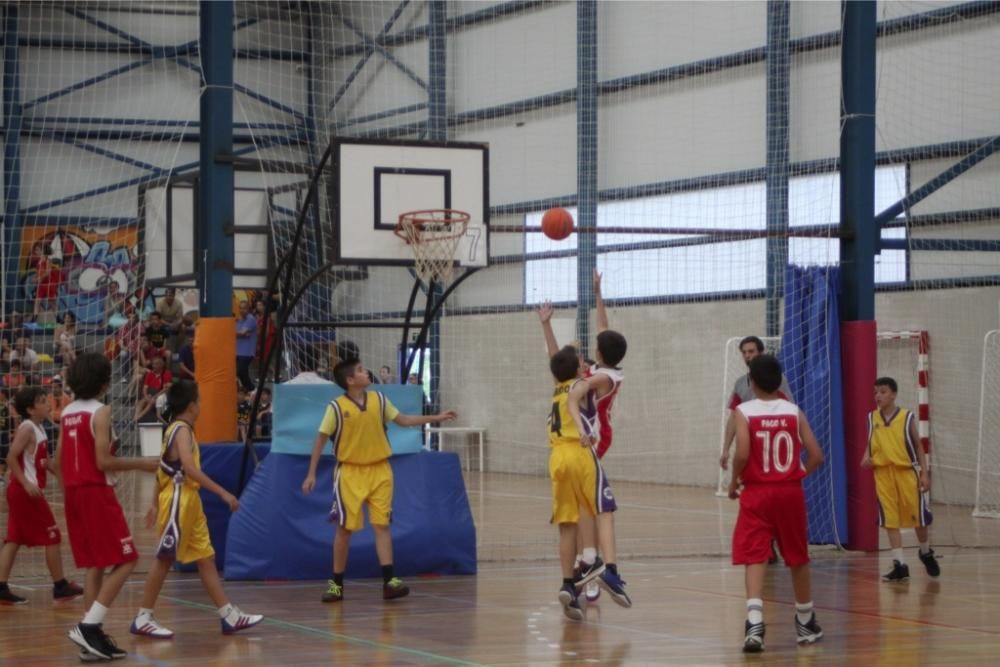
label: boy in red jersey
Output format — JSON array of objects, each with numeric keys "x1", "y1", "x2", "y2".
[
  {"x1": 0, "y1": 387, "x2": 83, "y2": 605},
  {"x1": 58, "y1": 353, "x2": 158, "y2": 661},
  {"x1": 728, "y1": 355, "x2": 825, "y2": 653},
  {"x1": 537, "y1": 270, "x2": 627, "y2": 604}
]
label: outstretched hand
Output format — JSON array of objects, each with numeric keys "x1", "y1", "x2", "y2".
[
  {"x1": 437, "y1": 410, "x2": 458, "y2": 422},
  {"x1": 536, "y1": 301, "x2": 554, "y2": 324},
  {"x1": 593, "y1": 269, "x2": 603, "y2": 293}
]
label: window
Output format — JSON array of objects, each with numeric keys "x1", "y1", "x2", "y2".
[{"x1": 523, "y1": 166, "x2": 908, "y2": 302}]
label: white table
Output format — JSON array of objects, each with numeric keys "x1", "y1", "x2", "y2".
[{"x1": 425, "y1": 426, "x2": 486, "y2": 472}]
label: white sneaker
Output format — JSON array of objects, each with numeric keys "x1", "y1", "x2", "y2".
[
  {"x1": 585, "y1": 580, "x2": 601, "y2": 602},
  {"x1": 130, "y1": 613, "x2": 175, "y2": 639},
  {"x1": 221, "y1": 607, "x2": 263, "y2": 635}
]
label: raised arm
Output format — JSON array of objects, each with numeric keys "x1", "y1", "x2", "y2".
[
  {"x1": 536, "y1": 301, "x2": 560, "y2": 358},
  {"x1": 594, "y1": 270, "x2": 608, "y2": 333}
]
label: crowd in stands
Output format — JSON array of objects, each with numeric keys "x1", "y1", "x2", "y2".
[{"x1": 0, "y1": 282, "x2": 280, "y2": 465}]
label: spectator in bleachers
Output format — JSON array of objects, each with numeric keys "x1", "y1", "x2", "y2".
[
  {"x1": 135, "y1": 354, "x2": 172, "y2": 422},
  {"x1": 237, "y1": 386, "x2": 252, "y2": 442},
  {"x1": 1, "y1": 313, "x2": 26, "y2": 349},
  {"x1": 4, "y1": 359, "x2": 26, "y2": 390},
  {"x1": 54, "y1": 312, "x2": 78, "y2": 365},
  {"x1": 108, "y1": 309, "x2": 142, "y2": 374},
  {"x1": 0, "y1": 388, "x2": 9, "y2": 477},
  {"x1": 256, "y1": 387, "x2": 273, "y2": 439},
  {"x1": 255, "y1": 300, "x2": 276, "y2": 375},
  {"x1": 178, "y1": 335, "x2": 195, "y2": 381},
  {"x1": 142, "y1": 311, "x2": 170, "y2": 367},
  {"x1": 235, "y1": 300, "x2": 257, "y2": 391},
  {"x1": 44, "y1": 375, "x2": 72, "y2": 446},
  {"x1": 33, "y1": 250, "x2": 63, "y2": 321},
  {"x1": 378, "y1": 365, "x2": 393, "y2": 384},
  {"x1": 155, "y1": 287, "x2": 184, "y2": 333},
  {"x1": 10, "y1": 337, "x2": 38, "y2": 372}
]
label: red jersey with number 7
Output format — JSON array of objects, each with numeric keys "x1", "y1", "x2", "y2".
[{"x1": 736, "y1": 398, "x2": 806, "y2": 484}]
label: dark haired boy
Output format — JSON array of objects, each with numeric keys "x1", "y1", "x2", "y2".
[
  {"x1": 0, "y1": 386, "x2": 82, "y2": 605},
  {"x1": 862, "y1": 376, "x2": 940, "y2": 581},
  {"x1": 301, "y1": 359, "x2": 456, "y2": 603},
  {"x1": 59, "y1": 353, "x2": 159, "y2": 661},
  {"x1": 728, "y1": 355, "x2": 825, "y2": 652}
]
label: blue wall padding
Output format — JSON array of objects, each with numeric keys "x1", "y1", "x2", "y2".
[
  {"x1": 176, "y1": 443, "x2": 271, "y2": 572},
  {"x1": 271, "y1": 383, "x2": 425, "y2": 455},
  {"x1": 779, "y1": 265, "x2": 848, "y2": 546},
  {"x1": 223, "y1": 451, "x2": 477, "y2": 580}
]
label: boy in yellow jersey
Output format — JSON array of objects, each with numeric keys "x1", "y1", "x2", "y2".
[
  {"x1": 548, "y1": 346, "x2": 630, "y2": 621},
  {"x1": 132, "y1": 380, "x2": 263, "y2": 638},
  {"x1": 301, "y1": 359, "x2": 456, "y2": 602},
  {"x1": 862, "y1": 377, "x2": 940, "y2": 581}
]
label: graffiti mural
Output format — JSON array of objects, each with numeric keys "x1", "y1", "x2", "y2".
[{"x1": 19, "y1": 225, "x2": 140, "y2": 325}]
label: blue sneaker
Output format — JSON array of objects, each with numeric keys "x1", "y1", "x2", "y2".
[
  {"x1": 558, "y1": 583, "x2": 584, "y2": 621},
  {"x1": 220, "y1": 607, "x2": 263, "y2": 635},
  {"x1": 598, "y1": 568, "x2": 632, "y2": 608}
]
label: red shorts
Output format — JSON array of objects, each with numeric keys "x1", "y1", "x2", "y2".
[
  {"x1": 64, "y1": 485, "x2": 138, "y2": 569},
  {"x1": 732, "y1": 483, "x2": 809, "y2": 567},
  {"x1": 5, "y1": 483, "x2": 61, "y2": 547}
]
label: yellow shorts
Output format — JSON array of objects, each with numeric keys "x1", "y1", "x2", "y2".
[
  {"x1": 331, "y1": 460, "x2": 393, "y2": 532},
  {"x1": 549, "y1": 444, "x2": 616, "y2": 524},
  {"x1": 156, "y1": 485, "x2": 214, "y2": 565},
  {"x1": 874, "y1": 465, "x2": 933, "y2": 529}
]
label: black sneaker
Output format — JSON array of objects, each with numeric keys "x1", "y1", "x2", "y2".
[
  {"x1": 53, "y1": 580, "x2": 84, "y2": 602},
  {"x1": 795, "y1": 612, "x2": 823, "y2": 644},
  {"x1": 573, "y1": 556, "x2": 606, "y2": 591},
  {"x1": 882, "y1": 560, "x2": 910, "y2": 582},
  {"x1": 0, "y1": 586, "x2": 27, "y2": 605},
  {"x1": 68, "y1": 624, "x2": 110, "y2": 660},
  {"x1": 918, "y1": 548, "x2": 941, "y2": 577},
  {"x1": 78, "y1": 648, "x2": 104, "y2": 663},
  {"x1": 98, "y1": 629, "x2": 127, "y2": 660},
  {"x1": 558, "y1": 583, "x2": 584, "y2": 621},
  {"x1": 743, "y1": 620, "x2": 765, "y2": 653}
]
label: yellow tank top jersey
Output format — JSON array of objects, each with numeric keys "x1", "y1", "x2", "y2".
[
  {"x1": 319, "y1": 391, "x2": 399, "y2": 465},
  {"x1": 868, "y1": 407, "x2": 919, "y2": 467},
  {"x1": 158, "y1": 420, "x2": 200, "y2": 491},
  {"x1": 548, "y1": 378, "x2": 589, "y2": 447}
]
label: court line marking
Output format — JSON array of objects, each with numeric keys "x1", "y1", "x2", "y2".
[
  {"x1": 469, "y1": 489, "x2": 733, "y2": 517},
  {"x1": 161, "y1": 594, "x2": 490, "y2": 667}
]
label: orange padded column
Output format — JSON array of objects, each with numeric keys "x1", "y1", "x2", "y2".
[{"x1": 194, "y1": 317, "x2": 237, "y2": 442}]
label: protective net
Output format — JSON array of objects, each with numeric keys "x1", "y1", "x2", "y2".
[
  {"x1": 0, "y1": 3, "x2": 201, "y2": 577},
  {"x1": 225, "y1": 2, "x2": 1000, "y2": 561}
]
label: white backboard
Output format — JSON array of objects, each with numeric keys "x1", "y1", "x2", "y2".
[{"x1": 332, "y1": 138, "x2": 489, "y2": 268}]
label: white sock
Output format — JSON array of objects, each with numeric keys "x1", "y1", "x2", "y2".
[
  {"x1": 919, "y1": 542, "x2": 930, "y2": 554},
  {"x1": 219, "y1": 603, "x2": 236, "y2": 622},
  {"x1": 746, "y1": 598, "x2": 764, "y2": 625},
  {"x1": 892, "y1": 548, "x2": 905, "y2": 564},
  {"x1": 82, "y1": 602, "x2": 108, "y2": 625},
  {"x1": 582, "y1": 548, "x2": 597, "y2": 566},
  {"x1": 137, "y1": 607, "x2": 153, "y2": 618},
  {"x1": 795, "y1": 601, "x2": 813, "y2": 625}
]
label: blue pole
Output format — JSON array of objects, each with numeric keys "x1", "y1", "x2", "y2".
[
  {"x1": 839, "y1": 0, "x2": 878, "y2": 552},
  {"x1": 765, "y1": 0, "x2": 789, "y2": 337},
  {"x1": 576, "y1": 0, "x2": 598, "y2": 356},
  {"x1": 198, "y1": 1, "x2": 234, "y2": 316},
  {"x1": 3, "y1": 7, "x2": 22, "y2": 314},
  {"x1": 427, "y1": 0, "x2": 447, "y2": 415}
]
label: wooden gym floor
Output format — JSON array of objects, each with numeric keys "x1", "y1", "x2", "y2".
[{"x1": 3, "y1": 471, "x2": 1000, "y2": 666}]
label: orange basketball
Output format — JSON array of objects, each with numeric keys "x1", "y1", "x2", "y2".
[{"x1": 541, "y1": 208, "x2": 574, "y2": 240}]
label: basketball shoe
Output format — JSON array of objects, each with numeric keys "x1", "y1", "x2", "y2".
[
  {"x1": 882, "y1": 560, "x2": 910, "y2": 582},
  {"x1": 918, "y1": 548, "x2": 941, "y2": 577},
  {"x1": 53, "y1": 579, "x2": 84, "y2": 602},
  {"x1": 558, "y1": 583, "x2": 584, "y2": 621},
  {"x1": 743, "y1": 620, "x2": 765, "y2": 653},
  {"x1": 598, "y1": 567, "x2": 631, "y2": 608},
  {"x1": 0, "y1": 584, "x2": 27, "y2": 605},
  {"x1": 383, "y1": 577, "x2": 410, "y2": 600},
  {"x1": 130, "y1": 612, "x2": 174, "y2": 638},
  {"x1": 795, "y1": 613, "x2": 823, "y2": 644},
  {"x1": 220, "y1": 607, "x2": 264, "y2": 635}
]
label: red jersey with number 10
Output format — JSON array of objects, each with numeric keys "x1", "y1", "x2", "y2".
[{"x1": 736, "y1": 398, "x2": 806, "y2": 484}]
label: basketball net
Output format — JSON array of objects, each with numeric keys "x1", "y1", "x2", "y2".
[{"x1": 395, "y1": 209, "x2": 470, "y2": 285}]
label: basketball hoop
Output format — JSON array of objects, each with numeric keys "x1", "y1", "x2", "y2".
[{"x1": 395, "y1": 209, "x2": 470, "y2": 284}]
